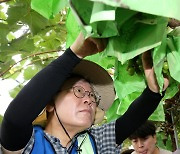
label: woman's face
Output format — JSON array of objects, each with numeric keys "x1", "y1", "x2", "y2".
[
  {"x1": 131, "y1": 135, "x2": 157, "y2": 154},
  {"x1": 54, "y1": 78, "x2": 97, "y2": 131}
]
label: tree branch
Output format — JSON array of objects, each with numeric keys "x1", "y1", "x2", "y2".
[
  {"x1": 0, "y1": 49, "x2": 65, "y2": 77},
  {"x1": 0, "y1": 0, "x2": 11, "y2": 3}
]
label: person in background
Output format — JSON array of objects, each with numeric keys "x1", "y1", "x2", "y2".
[
  {"x1": 0, "y1": 32, "x2": 169, "y2": 154},
  {"x1": 129, "y1": 120, "x2": 172, "y2": 154}
]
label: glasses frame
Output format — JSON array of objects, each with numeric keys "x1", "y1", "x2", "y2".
[{"x1": 72, "y1": 86, "x2": 101, "y2": 106}]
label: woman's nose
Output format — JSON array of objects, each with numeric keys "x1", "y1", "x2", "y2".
[
  {"x1": 83, "y1": 95, "x2": 92, "y2": 106},
  {"x1": 138, "y1": 141, "x2": 144, "y2": 148}
]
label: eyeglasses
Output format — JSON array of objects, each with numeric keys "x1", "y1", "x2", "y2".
[{"x1": 72, "y1": 86, "x2": 101, "y2": 106}]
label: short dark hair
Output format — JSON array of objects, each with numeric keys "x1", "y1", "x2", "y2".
[{"x1": 129, "y1": 120, "x2": 156, "y2": 140}]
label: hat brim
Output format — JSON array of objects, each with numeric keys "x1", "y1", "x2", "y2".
[
  {"x1": 33, "y1": 60, "x2": 115, "y2": 125},
  {"x1": 73, "y1": 60, "x2": 115, "y2": 111}
]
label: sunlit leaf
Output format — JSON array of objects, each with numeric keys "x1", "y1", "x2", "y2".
[
  {"x1": 106, "y1": 98, "x2": 121, "y2": 122},
  {"x1": 9, "y1": 85, "x2": 22, "y2": 98},
  {"x1": 167, "y1": 37, "x2": 180, "y2": 83},
  {"x1": 114, "y1": 61, "x2": 145, "y2": 99},
  {"x1": 7, "y1": 32, "x2": 16, "y2": 42},
  {"x1": 31, "y1": 0, "x2": 67, "y2": 19},
  {"x1": 0, "y1": 23, "x2": 9, "y2": 44},
  {"x1": 89, "y1": 0, "x2": 180, "y2": 20},
  {"x1": 22, "y1": 11, "x2": 49, "y2": 35},
  {"x1": 7, "y1": 1, "x2": 29, "y2": 25},
  {"x1": 0, "y1": 114, "x2": 3, "y2": 123},
  {"x1": 66, "y1": 9, "x2": 81, "y2": 48},
  {"x1": 23, "y1": 65, "x2": 41, "y2": 80}
]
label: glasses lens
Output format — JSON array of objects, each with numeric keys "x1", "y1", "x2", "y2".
[
  {"x1": 73, "y1": 86, "x2": 100, "y2": 105},
  {"x1": 73, "y1": 86, "x2": 84, "y2": 98}
]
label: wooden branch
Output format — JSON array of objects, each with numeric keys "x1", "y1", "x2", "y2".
[
  {"x1": 0, "y1": 0, "x2": 11, "y2": 3},
  {"x1": 0, "y1": 49, "x2": 65, "y2": 77}
]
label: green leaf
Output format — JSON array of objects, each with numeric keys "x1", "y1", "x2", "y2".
[
  {"x1": 22, "y1": 11, "x2": 49, "y2": 35},
  {"x1": 114, "y1": 61, "x2": 146, "y2": 99},
  {"x1": 0, "y1": 114, "x2": 3, "y2": 124},
  {"x1": 7, "y1": 32, "x2": 16, "y2": 42},
  {"x1": 167, "y1": 37, "x2": 180, "y2": 83},
  {"x1": 156, "y1": 132, "x2": 173, "y2": 151},
  {"x1": 71, "y1": 0, "x2": 93, "y2": 25},
  {"x1": 90, "y1": 0, "x2": 180, "y2": 20},
  {"x1": 168, "y1": 27, "x2": 180, "y2": 37},
  {"x1": 106, "y1": 93, "x2": 165, "y2": 122},
  {"x1": 23, "y1": 65, "x2": 41, "y2": 80},
  {"x1": 0, "y1": 11, "x2": 7, "y2": 20},
  {"x1": 9, "y1": 85, "x2": 22, "y2": 98},
  {"x1": 8, "y1": 36, "x2": 35, "y2": 52},
  {"x1": 0, "y1": 23, "x2": 9, "y2": 44},
  {"x1": 85, "y1": 53, "x2": 116, "y2": 71},
  {"x1": 66, "y1": 9, "x2": 81, "y2": 48},
  {"x1": 152, "y1": 36, "x2": 167, "y2": 93},
  {"x1": 31, "y1": 0, "x2": 67, "y2": 19},
  {"x1": 106, "y1": 98, "x2": 121, "y2": 122},
  {"x1": 7, "y1": 2, "x2": 29, "y2": 25},
  {"x1": 90, "y1": 2, "x2": 115, "y2": 23},
  {"x1": 149, "y1": 102, "x2": 165, "y2": 121},
  {"x1": 116, "y1": 91, "x2": 141, "y2": 115},
  {"x1": 105, "y1": 16, "x2": 168, "y2": 64},
  {"x1": 163, "y1": 80, "x2": 179, "y2": 100}
]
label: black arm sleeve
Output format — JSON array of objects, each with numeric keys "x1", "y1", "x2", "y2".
[
  {"x1": 115, "y1": 87, "x2": 164, "y2": 144},
  {"x1": 0, "y1": 48, "x2": 81, "y2": 151}
]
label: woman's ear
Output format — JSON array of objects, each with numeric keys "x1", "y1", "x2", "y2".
[
  {"x1": 46, "y1": 104, "x2": 54, "y2": 112},
  {"x1": 153, "y1": 134, "x2": 157, "y2": 144}
]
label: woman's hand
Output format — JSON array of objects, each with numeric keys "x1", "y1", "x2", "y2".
[
  {"x1": 70, "y1": 32, "x2": 107, "y2": 58},
  {"x1": 142, "y1": 51, "x2": 169, "y2": 93}
]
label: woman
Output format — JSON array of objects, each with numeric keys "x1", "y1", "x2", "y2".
[
  {"x1": 0, "y1": 33, "x2": 169, "y2": 153},
  {"x1": 129, "y1": 120, "x2": 172, "y2": 154}
]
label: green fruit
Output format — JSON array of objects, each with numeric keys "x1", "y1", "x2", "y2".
[
  {"x1": 163, "y1": 68, "x2": 168, "y2": 74},
  {"x1": 127, "y1": 67, "x2": 135, "y2": 76},
  {"x1": 138, "y1": 65, "x2": 143, "y2": 71},
  {"x1": 163, "y1": 61, "x2": 169, "y2": 70},
  {"x1": 136, "y1": 58, "x2": 142, "y2": 65},
  {"x1": 128, "y1": 60, "x2": 134, "y2": 67}
]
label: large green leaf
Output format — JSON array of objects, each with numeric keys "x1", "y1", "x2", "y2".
[
  {"x1": 152, "y1": 37, "x2": 167, "y2": 92},
  {"x1": 22, "y1": 11, "x2": 49, "y2": 35},
  {"x1": 114, "y1": 60, "x2": 145, "y2": 99},
  {"x1": 23, "y1": 65, "x2": 41, "y2": 80},
  {"x1": 31, "y1": 0, "x2": 67, "y2": 19},
  {"x1": 163, "y1": 80, "x2": 179, "y2": 100},
  {"x1": 5, "y1": 36, "x2": 35, "y2": 52},
  {"x1": 85, "y1": 53, "x2": 116, "y2": 72},
  {"x1": 7, "y1": 0, "x2": 30, "y2": 25},
  {"x1": 66, "y1": 9, "x2": 81, "y2": 48},
  {"x1": 9, "y1": 85, "x2": 23, "y2": 98},
  {"x1": 0, "y1": 23, "x2": 9, "y2": 44},
  {"x1": 106, "y1": 98, "x2": 121, "y2": 122},
  {"x1": 149, "y1": 102, "x2": 165, "y2": 121},
  {"x1": 167, "y1": 36, "x2": 180, "y2": 83},
  {"x1": 156, "y1": 132, "x2": 173, "y2": 151},
  {"x1": 90, "y1": 0, "x2": 180, "y2": 20},
  {"x1": 106, "y1": 92, "x2": 165, "y2": 122},
  {"x1": 105, "y1": 16, "x2": 168, "y2": 64}
]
